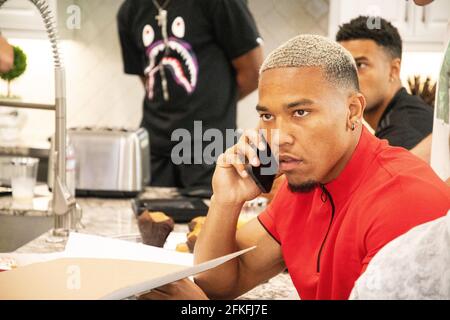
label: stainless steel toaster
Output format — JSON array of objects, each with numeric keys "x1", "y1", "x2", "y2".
[{"x1": 48, "y1": 127, "x2": 150, "y2": 197}]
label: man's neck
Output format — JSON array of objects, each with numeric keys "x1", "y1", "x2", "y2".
[
  {"x1": 365, "y1": 84, "x2": 402, "y2": 130},
  {"x1": 322, "y1": 127, "x2": 362, "y2": 184}
]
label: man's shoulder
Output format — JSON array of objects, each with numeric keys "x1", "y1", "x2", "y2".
[
  {"x1": 117, "y1": 0, "x2": 141, "y2": 22},
  {"x1": 391, "y1": 89, "x2": 433, "y2": 117},
  {"x1": 355, "y1": 149, "x2": 450, "y2": 216}
]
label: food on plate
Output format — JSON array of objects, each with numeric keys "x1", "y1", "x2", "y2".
[
  {"x1": 175, "y1": 242, "x2": 190, "y2": 253},
  {"x1": 137, "y1": 210, "x2": 174, "y2": 247},
  {"x1": 186, "y1": 222, "x2": 202, "y2": 253},
  {"x1": 188, "y1": 216, "x2": 206, "y2": 232},
  {"x1": 182, "y1": 215, "x2": 250, "y2": 253}
]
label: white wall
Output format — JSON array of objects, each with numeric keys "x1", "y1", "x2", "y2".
[{"x1": 238, "y1": 0, "x2": 330, "y2": 129}]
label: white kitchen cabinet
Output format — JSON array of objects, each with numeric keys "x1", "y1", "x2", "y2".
[
  {"x1": 0, "y1": 0, "x2": 57, "y2": 39},
  {"x1": 329, "y1": 0, "x2": 450, "y2": 52},
  {"x1": 412, "y1": 0, "x2": 450, "y2": 43}
]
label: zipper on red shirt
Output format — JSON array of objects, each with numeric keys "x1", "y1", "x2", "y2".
[{"x1": 316, "y1": 184, "x2": 336, "y2": 273}]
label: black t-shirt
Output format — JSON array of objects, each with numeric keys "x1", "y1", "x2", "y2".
[
  {"x1": 376, "y1": 87, "x2": 433, "y2": 150},
  {"x1": 117, "y1": 0, "x2": 260, "y2": 156}
]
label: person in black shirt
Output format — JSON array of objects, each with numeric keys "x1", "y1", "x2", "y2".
[
  {"x1": 336, "y1": 16, "x2": 433, "y2": 150},
  {"x1": 117, "y1": 0, "x2": 263, "y2": 188}
]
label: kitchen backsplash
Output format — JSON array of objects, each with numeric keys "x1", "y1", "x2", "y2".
[{"x1": 0, "y1": 0, "x2": 444, "y2": 144}]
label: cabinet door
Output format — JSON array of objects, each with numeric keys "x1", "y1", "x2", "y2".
[
  {"x1": 0, "y1": 0, "x2": 57, "y2": 39},
  {"x1": 329, "y1": 0, "x2": 413, "y2": 40},
  {"x1": 413, "y1": 0, "x2": 450, "y2": 44}
]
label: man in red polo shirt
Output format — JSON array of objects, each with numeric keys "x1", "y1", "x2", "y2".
[{"x1": 142, "y1": 34, "x2": 450, "y2": 300}]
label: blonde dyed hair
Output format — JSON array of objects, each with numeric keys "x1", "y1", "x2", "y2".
[{"x1": 261, "y1": 34, "x2": 359, "y2": 91}]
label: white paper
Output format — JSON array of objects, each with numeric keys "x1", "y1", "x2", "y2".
[
  {"x1": 101, "y1": 246, "x2": 256, "y2": 300},
  {"x1": 1, "y1": 233, "x2": 256, "y2": 300},
  {"x1": 65, "y1": 232, "x2": 194, "y2": 266}
]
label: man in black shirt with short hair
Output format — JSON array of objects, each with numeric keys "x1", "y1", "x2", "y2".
[
  {"x1": 336, "y1": 16, "x2": 433, "y2": 150},
  {"x1": 117, "y1": 0, "x2": 263, "y2": 188}
]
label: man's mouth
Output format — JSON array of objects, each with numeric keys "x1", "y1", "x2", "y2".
[
  {"x1": 144, "y1": 38, "x2": 198, "y2": 99},
  {"x1": 279, "y1": 154, "x2": 303, "y2": 172}
]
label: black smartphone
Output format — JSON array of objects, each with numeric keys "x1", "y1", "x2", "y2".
[{"x1": 245, "y1": 135, "x2": 278, "y2": 193}]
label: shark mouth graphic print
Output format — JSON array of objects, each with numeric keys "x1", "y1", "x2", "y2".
[{"x1": 142, "y1": 17, "x2": 199, "y2": 100}]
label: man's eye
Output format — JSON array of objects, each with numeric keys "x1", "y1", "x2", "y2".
[
  {"x1": 260, "y1": 114, "x2": 274, "y2": 121},
  {"x1": 357, "y1": 62, "x2": 368, "y2": 69},
  {"x1": 294, "y1": 110, "x2": 309, "y2": 117}
]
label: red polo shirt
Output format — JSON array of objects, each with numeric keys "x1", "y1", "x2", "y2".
[{"x1": 258, "y1": 127, "x2": 450, "y2": 300}]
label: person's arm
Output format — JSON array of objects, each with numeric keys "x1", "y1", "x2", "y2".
[
  {"x1": 195, "y1": 205, "x2": 285, "y2": 299},
  {"x1": 0, "y1": 35, "x2": 13, "y2": 73},
  {"x1": 232, "y1": 45, "x2": 263, "y2": 100},
  {"x1": 117, "y1": 1, "x2": 144, "y2": 78},
  {"x1": 410, "y1": 134, "x2": 432, "y2": 163},
  {"x1": 193, "y1": 130, "x2": 285, "y2": 299},
  {"x1": 205, "y1": 0, "x2": 263, "y2": 100}
]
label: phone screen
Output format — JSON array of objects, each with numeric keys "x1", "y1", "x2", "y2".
[{"x1": 245, "y1": 135, "x2": 278, "y2": 193}]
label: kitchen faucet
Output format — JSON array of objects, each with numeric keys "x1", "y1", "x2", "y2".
[{"x1": 0, "y1": 0, "x2": 81, "y2": 238}]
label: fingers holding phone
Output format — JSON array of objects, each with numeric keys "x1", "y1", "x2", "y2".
[{"x1": 212, "y1": 129, "x2": 278, "y2": 205}]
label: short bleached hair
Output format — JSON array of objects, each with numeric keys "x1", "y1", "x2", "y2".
[{"x1": 261, "y1": 34, "x2": 359, "y2": 91}]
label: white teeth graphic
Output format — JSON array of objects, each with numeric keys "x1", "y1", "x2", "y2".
[
  {"x1": 144, "y1": 39, "x2": 198, "y2": 99},
  {"x1": 161, "y1": 57, "x2": 192, "y2": 93}
]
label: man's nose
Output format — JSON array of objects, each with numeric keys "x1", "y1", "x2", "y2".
[{"x1": 270, "y1": 123, "x2": 295, "y2": 149}]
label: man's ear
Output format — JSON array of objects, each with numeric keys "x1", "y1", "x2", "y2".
[
  {"x1": 347, "y1": 92, "x2": 365, "y2": 130},
  {"x1": 389, "y1": 58, "x2": 401, "y2": 81}
]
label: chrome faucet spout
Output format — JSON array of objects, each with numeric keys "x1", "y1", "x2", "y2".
[{"x1": 0, "y1": 0, "x2": 80, "y2": 236}]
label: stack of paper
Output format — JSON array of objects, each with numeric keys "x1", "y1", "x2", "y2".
[{"x1": 0, "y1": 233, "x2": 255, "y2": 300}]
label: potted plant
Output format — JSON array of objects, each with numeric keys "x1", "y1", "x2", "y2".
[
  {"x1": 0, "y1": 46, "x2": 27, "y2": 141},
  {"x1": 0, "y1": 45, "x2": 27, "y2": 100}
]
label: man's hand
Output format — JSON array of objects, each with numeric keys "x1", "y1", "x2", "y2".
[
  {"x1": 0, "y1": 35, "x2": 14, "y2": 73},
  {"x1": 212, "y1": 129, "x2": 266, "y2": 205},
  {"x1": 137, "y1": 278, "x2": 209, "y2": 300}
]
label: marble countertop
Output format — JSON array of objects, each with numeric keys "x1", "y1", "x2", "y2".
[{"x1": 2, "y1": 187, "x2": 297, "y2": 300}]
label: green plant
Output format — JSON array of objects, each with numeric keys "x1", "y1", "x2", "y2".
[{"x1": 0, "y1": 46, "x2": 27, "y2": 98}]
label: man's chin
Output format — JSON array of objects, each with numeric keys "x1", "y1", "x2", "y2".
[{"x1": 287, "y1": 179, "x2": 319, "y2": 193}]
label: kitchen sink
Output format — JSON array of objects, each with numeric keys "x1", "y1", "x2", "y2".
[
  {"x1": 0, "y1": 213, "x2": 52, "y2": 252},
  {"x1": 0, "y1": 192, "x2": 53, "y2": 253}
]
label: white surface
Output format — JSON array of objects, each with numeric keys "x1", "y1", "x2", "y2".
[
  {"x1": 0, "y1": 232, "x2": 193, "y2": 267},
  {"x1": 0, "y1": 0, "x2": 57, "y2": 39},
  {"x1": 101, "y1": 246, "x2": 256, "y2": 300},
  {"x1": 65, "y1": 232, "x2": 194, "y2": 267},
  {"x1": 328, "y1": 0, "x2": 450, "y2": 52},
  {"x1": 1, "y1": 234, "x2": 256, "y2": 300}
]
